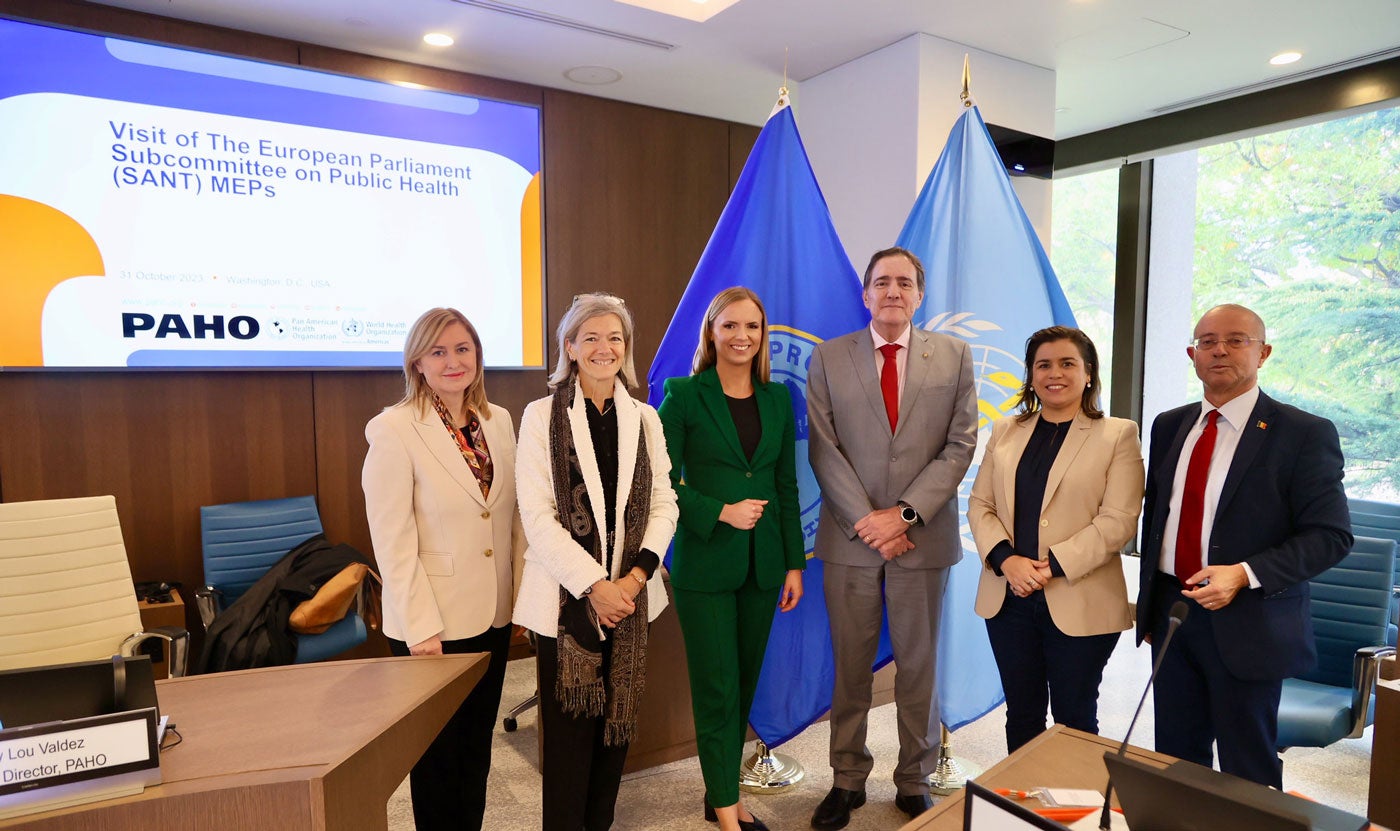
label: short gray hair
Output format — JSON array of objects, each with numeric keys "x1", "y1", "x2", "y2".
[{"x1": 547, "y1": 293, "x2": 638, "y2": 390}]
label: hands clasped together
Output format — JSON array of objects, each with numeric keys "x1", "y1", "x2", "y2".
[
  {"x1": 854, "y1": 506, "x2": 915, "y2": 561},
  {"x1": 1001, "y1": 554, "x2": 1053, "y2": 598},
  {"x1": 588, "y1": 570, "x2": 647, "y2": 628}
]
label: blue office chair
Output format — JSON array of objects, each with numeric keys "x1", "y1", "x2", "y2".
[
  {"x1": 196, "y1": 496, "x2": 366, "y2": 664},
  {"x1": 1349, "y1": 497, "x2": 1400, "y2": 646},
  {"x1": 1276, "y1": 535, "x2": 1397, "y2": 748}
]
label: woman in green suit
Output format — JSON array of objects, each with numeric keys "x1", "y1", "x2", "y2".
[{"x1": 658, "y1": 287, "x2": 805, "y2": 831}]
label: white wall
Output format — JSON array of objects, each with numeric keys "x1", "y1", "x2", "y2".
[{"x1": 799, "y1": 34, "x2": 1056, "y2": 269}]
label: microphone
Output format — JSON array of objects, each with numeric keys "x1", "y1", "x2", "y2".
[{"x1": 1099, "y1": 600, "x2": 1189, "y2": 830}]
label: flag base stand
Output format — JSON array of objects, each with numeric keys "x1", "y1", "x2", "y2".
[
  {"x1": 738, "y1": 741, "x2": 805, "y2": 793},
  {"x1": 928, "y1": 726, "x2": 981, "y2": 795}
]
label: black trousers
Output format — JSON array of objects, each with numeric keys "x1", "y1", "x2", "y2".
[
  {"x1": 984, "y1": 588, "x2": 1120, "y2": 754},
  {"x1": 1149, "y1": 574, "x2": 1284, "y2": 788},
  {"x1": 388, "y1": 624, "x2": 511, "y2": 831},
  {"x1": 536, "y1": 634, "x2": 631, "y2": 831}
]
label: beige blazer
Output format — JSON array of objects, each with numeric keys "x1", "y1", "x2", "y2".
[
  {"x1": 362, "y1": 400, "x2": 526, "y2": 646},
  {"x1": 967, "y1": 412, "x2": 1144, "y2": 637},
  {"x1": 512, "y1": 379, "x2": 678, "y2": 636}
]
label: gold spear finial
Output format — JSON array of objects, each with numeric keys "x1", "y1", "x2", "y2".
[
  {"x1": 772, "y1": 47, "x2": 791, "y2": 115},
  {"x1": 960, "y1": 54, "x2": 972, "y2": 108}
]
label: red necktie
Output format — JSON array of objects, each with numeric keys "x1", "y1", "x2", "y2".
[
  {"x1": 1175, "y1": 409, "x2": 1220, "y2": 582},
  {"x1": 878, "y1": 343, "x2": 902, "y2": 433}
]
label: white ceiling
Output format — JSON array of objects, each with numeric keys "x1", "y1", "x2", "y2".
[{"x1": 87, "y1": 0, "x2": 1400, "y2": 138}]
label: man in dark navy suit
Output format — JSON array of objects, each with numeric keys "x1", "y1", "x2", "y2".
[{"x1": 1136, "y1": 304, "x2": 1352, "y2": 788}]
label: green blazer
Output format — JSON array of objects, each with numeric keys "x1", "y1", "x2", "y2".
[{"x1": 658, "y1": 367, "x2": 805, "y2": 592}]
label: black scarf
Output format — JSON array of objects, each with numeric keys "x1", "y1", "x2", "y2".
[{"x1": 549, "y1": 381, "x2": 651, "y2": 745}]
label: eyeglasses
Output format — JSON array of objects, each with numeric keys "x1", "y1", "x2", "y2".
[{"x1": 1189, "y1": 335, "x2": 1264, "y2": 351}]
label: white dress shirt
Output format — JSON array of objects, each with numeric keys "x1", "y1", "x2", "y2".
[{"x1": 1160, "y1": 384, "x2": 1262, "y2": 587}]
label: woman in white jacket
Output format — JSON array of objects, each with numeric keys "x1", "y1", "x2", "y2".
[
  {"x1": 514, "y1": 292, "x2": 678, "y2": 831},
  {"x1": 362, "y1": 307, "x2": 525, "y2": 831}
]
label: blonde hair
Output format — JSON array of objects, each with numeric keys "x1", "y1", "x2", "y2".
[
  {"x1": 547, "y1": 293, "x2": 638, "y2": 391},
  {"x1": 691, "y1": 287, "x2": 771, "y2": 383},
  {"x1": 398, "y1": 307, "x2": 491, "y2": 421}
]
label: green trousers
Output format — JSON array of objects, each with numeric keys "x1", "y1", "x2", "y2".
[{"x1": 673, "y1": 568, "x2": 780, "y2": 807}]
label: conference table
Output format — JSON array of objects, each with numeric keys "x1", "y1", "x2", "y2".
[
  {"x1": 901, "y1": 725, "x2": 1176, "y2": 831},
  {"x1": 1, "y1": 654, "x2": 485, "y2": 831}
]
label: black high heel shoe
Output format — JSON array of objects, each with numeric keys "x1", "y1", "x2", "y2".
[{"x1": 703, "y1": 795, "x2": 769, "y2": 831}]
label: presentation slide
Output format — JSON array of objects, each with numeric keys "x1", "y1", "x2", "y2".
[{"x1": 0, "y1": 17, "x2": 544, "y2": 369}]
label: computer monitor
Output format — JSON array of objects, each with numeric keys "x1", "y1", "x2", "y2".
[
  {"x1": 0, "y1": 656, "x2": 158, "y2": 730},
  {"x1": 1104, "y1": 752, "x2": 1367, "y2": 831}
]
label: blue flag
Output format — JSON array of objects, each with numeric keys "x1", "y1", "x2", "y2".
[
  {"x1": 647, "y1": 102, "x2": 875, "y2": 747},
  {"x1": 895, "y1": 104, "x2": 1077, "y2": 731}
]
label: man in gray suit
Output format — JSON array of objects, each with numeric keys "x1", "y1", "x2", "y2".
[{"x1": 807, "y1": 247, "x2": 978, "y2": 829}]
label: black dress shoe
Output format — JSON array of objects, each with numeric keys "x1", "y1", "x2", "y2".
[
  {"x1": 894, "y1": 792, "x2": 934, "y2": 818},
  {"x1": 811, "y1": 786, "x2": 866, "y2": 830}
]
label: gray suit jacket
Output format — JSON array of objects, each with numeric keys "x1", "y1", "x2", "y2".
[{"x1": 807, "y1": 326, "x2": 978, "y2": 569}]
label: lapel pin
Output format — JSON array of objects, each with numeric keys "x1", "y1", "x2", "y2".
[
  {"x1": 1257, "y1": 420, "x2": 1268, "y2": 430},
  {"x1": 922, "y1": 352, "x2": 929, "y2": 358}
]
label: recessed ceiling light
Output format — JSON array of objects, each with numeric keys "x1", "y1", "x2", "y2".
[
  {"x1": 612, "y1": 0, "x2": 743, "y2": 23},
  {"x1": 1270, "y1": 51, "x2": 1302, "y2": 66},
  {"x1": 423, "y1": 33, "x2": 455, "y2": 47},
  {"x1": 564, "y1": 66, "x2": 623, "y2": 85}
]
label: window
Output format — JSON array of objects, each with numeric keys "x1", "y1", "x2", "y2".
[
  {"x1": 1050, "y1": 167, "x2": 1119, "y2": 409},
  {"x1": 1145, "y1": 106, "x2": 1400, "y2": 499}
]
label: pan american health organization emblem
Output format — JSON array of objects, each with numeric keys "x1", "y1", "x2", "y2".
[
  {"x1": 768, "y1": 324, "x2": 825, "y2": 557},
  {"x1": 919, "y1": 312, "x2": 1024, "y2": 553}
]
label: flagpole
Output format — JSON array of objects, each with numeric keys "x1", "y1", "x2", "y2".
[
  {"x1": 928, "y1": 724, "x2": 983, "y2": 794},
  {"x1": 738, "y1": 740, "x2": 805, "y2": 793},
  {"x1": 927, "y1": 57, "x2": 989, "y2": 796}
]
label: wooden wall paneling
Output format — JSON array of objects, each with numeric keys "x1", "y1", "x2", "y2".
[
  {"x1": 541, "y1": 90, "x2": 733, "y2": 400},
  {"x1": 0, "y1": 371, "x2": 318, "y2": 635},
  {"x1": 310, "y1": 370, "x2": 403, "y2": 557},
  {"x1": 728, "y1": 123, "x2": 762, "y2": 191},
  {"x1": 0, "y1": 0, "x2": 299, "y2": 64}
]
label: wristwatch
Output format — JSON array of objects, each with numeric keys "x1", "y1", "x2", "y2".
[{"x1": 899, "y1": 503, "x2": 921, "y2": 527}]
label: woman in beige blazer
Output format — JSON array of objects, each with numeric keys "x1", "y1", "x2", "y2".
[
  {"x1": 362, "y1": 307, "x2": 525, "y2": 831},
  {"x1": 968, "y1": 326, "x2": 1144, "y2": 754}
]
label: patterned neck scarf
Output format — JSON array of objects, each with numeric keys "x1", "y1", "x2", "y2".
[
  {"x1": 548, "y1": 381, "x2": 650, "y2": 745},
  {"x1": 430, "y1": 393, "x2": 492, "y2": 499}
]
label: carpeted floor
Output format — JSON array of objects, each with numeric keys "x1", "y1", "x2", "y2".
[{"x1": 387, "y1": 621, "x2": 1375, "y2": 830}]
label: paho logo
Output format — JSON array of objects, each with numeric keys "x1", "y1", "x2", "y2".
[
  {"x1": 768, "y1": 324, "x2": 824, "y2": 556},
  {"x1": 920, "y1": 311, "x2": 1023, "y2": 553}
]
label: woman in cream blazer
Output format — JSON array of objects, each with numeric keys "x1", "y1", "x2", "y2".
[
  {"x1": 513, "y1": 293, "x2": 677, "y2": 831},
  {"x1": 968, "y1": 326, "x2": 1144, "y2": 754},
  {"x1": 362, "y1": 308, "x2": 525, "y2": 831}
]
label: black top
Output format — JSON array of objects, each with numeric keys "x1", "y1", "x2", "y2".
[
  {"x1": 585, "y1": 398, "x2": 660, "y2": 578},
  {"x1": 987, "y1": 416, "x2": 1072, "y2": 578},
  {"x1": 725, "y1": 393, "x2": 762, "y2": 461}
]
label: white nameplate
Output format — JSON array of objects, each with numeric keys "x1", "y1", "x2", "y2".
[{"x1": 0, "y1": 708, "x2": 160, "y2": 819}]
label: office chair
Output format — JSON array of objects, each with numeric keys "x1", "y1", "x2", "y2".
[
  {"x1": 1349, "y1": 496, "x2": 1400, "y2": 646},
  {"x1": 0, "y1": 495, "x2": 189, "y2": 675},
  {"x1": 1276, "y1": 534, "x2": 1397, "y2": 748},
  {"x1": 197, "y1": 495, "x2": 366, "y2": 664}
]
